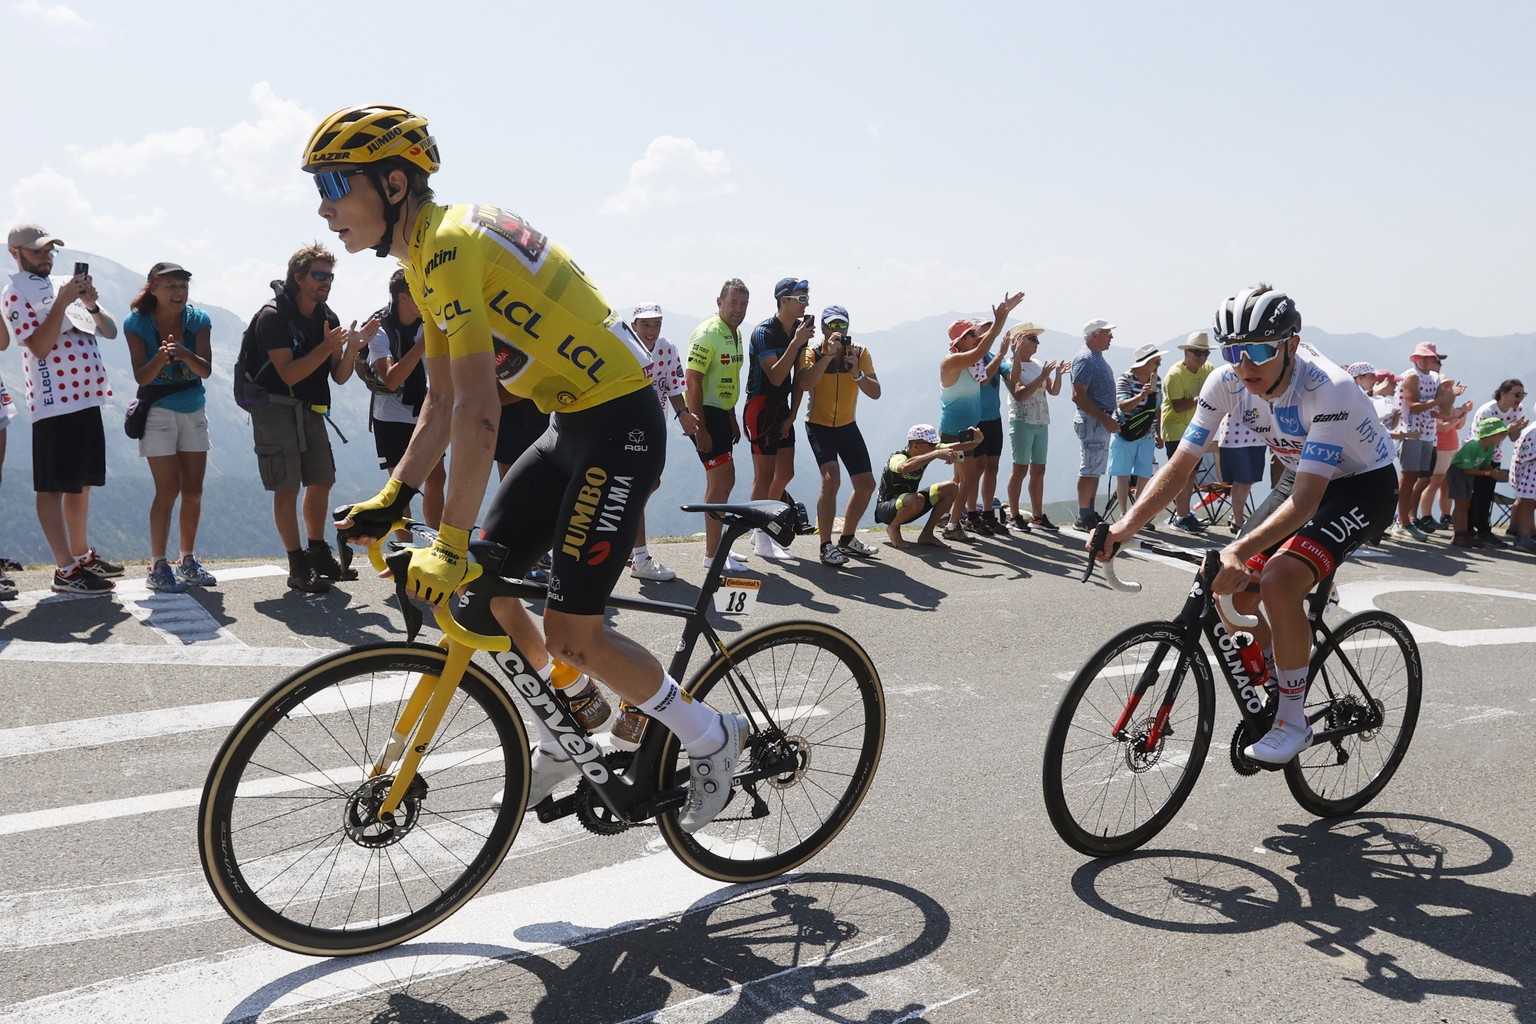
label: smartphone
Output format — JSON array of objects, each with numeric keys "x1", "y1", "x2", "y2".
[
  {"x1": 74, "y1": 261, "x2": 89, "y2": 278},
  {"x1": 799, "y1": 315, "x2": 815, "y2": 330}
]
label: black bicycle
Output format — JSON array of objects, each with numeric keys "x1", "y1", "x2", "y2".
[
  {"x1": 199, "y1": 501, "x2": 885, "y2": 956},
  {"x1": 1042, "y1": 525, "x2": 1422, "y2": 858}
]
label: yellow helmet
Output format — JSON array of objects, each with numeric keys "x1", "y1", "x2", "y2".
[{"x1": 302, "y1": 104, "x2": 440, "y2": 175}]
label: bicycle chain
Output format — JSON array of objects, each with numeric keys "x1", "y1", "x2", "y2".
[{"x1": 574, "y1": 750, "x2": 639, "y2": 836}]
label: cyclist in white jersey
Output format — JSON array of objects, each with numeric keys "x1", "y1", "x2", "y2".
[{"x1": 1093, "y1": 285, "x2": 1399, "y2": 764}]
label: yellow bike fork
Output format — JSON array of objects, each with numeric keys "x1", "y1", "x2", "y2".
[{"x1": 371, "y1": 640, "x2": 475, "y2": 819}]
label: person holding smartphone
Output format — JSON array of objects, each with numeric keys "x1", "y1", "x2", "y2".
[
  {"x1": 742, "y1": 276, "x2": 813, "y2": 561},
  {"x1": 2, "y1": 223, "x2": 122, "y2": 595}
]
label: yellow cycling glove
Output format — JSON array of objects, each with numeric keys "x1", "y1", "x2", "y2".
[
  {"x1": 344, "y1": 478, "x2": 419, "y2": 536},
  {"x1": 407, "y1": 524, "x2": 482, "y2": 606}
]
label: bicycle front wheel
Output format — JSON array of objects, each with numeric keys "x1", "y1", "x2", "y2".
[
  {"x1": 657, "y1": 621, "x2": 885, "y2": 882},
  {"x1": 198, "y1": 643, "x2": 530, "y2": 956},
  {"x1": 1285, "y1": 611, "x2": 1422, "y2": 817},
  {"x1": 1043, "y1": 622, "x2": 1215, "y2": 857}
]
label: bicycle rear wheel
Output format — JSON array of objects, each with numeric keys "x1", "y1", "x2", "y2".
[
  {"x1": 1043, "y1": 623, "x2": 1215, "y2": 857},
  {"x1": 657, "y1": 621, "x2": 884, "y2": 882},
  {"x1": 199, "y1": 643, "x2": 529, "y2": 956},
  {"x1": 1285, "y1": 611, "x2": 1421, "y2": 817}
]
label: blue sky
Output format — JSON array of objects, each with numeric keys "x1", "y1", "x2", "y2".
[{"x1": 5, "y1": 1, "x2": 1532, "y2": 344}]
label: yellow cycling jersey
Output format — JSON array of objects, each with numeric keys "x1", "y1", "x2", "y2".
[{"x1": 405, "y1": 201, "x2": 651, "y2": 413}]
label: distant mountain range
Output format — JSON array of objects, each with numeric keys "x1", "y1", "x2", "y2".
[{"x1": 2, "y1": 249, "x2": 1531, "y2": 567}]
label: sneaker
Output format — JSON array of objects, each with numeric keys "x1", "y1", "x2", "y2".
[
  {"x1": 966, "y1": 510, "x2": 995, "y2": 536},
  {"x1": 1031, "y1": 514, "x2": 1060, "y2": 533},
  {"x1": 941, "y1": 525, "x2": 970, "y2": 542},
  {"x1": 287, "y1": 564, "x2": 331, "y2": 594},
  {"x1": 820, "y1": 542, "x2": 849, "y2": 566},
  {"x1": 146, "y1": 561, "x2": 189, "y2": 593},
  {"x1": 492, "y1": 747, "x2": 583, "y2": 812},
  {"x1": 1476, "y1": 532, "x2": 1507, "y2": 549},
  {"x1": 0, "y1": 557, "x2": 22, "y2": 572},
  {"x1": 989, "y1": 509, "x2": 1010, "y2": 534},
  {"x1": 0, "y1": 574, "x2": 17, "y2": 601},
  {"x1": 1071, "y1": 512, "x2": 1103, "y2": 532},
  {"x1": 1243, "y1": 722, "x2": 1314, "y2": 765},
  {"x1": 1008, "y1": 514, "x2": 1033, "y2": 533},
  {"x1": 704, "y1": 551, "x2": 751, "y2": 572},
  {"x1": 175, "y1": 556, "x2": 217, "y2": 587},
  {"x1": 1173, "y1": 514, "x2": 1206, "y2": 534},
  {"x1": 630, "y1": 554, "x2": 677, "y2": 581},
  {"x1": 308, "y1": 542, "x2": 358, "y2": 582},
  {"x1": 1451, "y1": 532, "x2": 1481, "y2": 549},
  {"x1": 1414, "y1": 516, "x2": 1440, "y2": 534},
  {"x1": 77, "y1": 549, "x2": 124, "y2": 578},
  {"x1": 52, "y1": 566, "x2": 115, "y2": 595},
  {"x1": 679, "y1": 714, "x2": 747, "y2": 833},
  {"x1": 1438, "y1": 514, "x2": 1454, "y2": 529},
  {"x1": 1514, "y1": 537, "x2": 1536, "y2": 554},
  {"x1": 1402, "y1": 521, "x2": 1429, "y2": 541},
  {"x1": 839, "y1": 535, "x2": 879, "y2": 558}
]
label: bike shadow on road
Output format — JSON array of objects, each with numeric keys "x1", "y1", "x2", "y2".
[
  {"x1": 252, "y1": 588, "x2": 402, "y2": 645},
  {"x1": 218, "y1": 872, "x2": 953, "y2": 1024},
  {"x1": 1068, "y1": 812, "x2": 1533, "y2": 1022}
]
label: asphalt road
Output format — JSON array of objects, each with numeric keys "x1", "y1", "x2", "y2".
[{"x1": 1, "y1": 522, "x2": 1533, "y2": 1024}]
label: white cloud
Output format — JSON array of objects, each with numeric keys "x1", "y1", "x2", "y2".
[
  {"x1": 7, "y1": 167, "x2": 165, "y2": 243},
  {"x1": 601, "y1": 136, "x2": 734, "y2": 216},
  {"x1": 72, "y1": 127, "x2": 208, "y2": 175},
  {"x1": 16, "y1": 1, "x2": 92, "y2": 28}
]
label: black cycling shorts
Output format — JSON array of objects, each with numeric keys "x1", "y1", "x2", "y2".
[
  {"x1": 1243, "y1": 463, "x2": 1397, "y2": 581},
  {"x1": 495, "y1": 399, "x2": 551, "y2": 467},
  {"x1": 975, "y1": 418, "x2": 1004, "y2": 458},
  {"x1": 805, "y1": 422, "x2": 872, "y2": 476},
  {"x1": 480, "y1": 386, "x2": 665, "y2": 616}
]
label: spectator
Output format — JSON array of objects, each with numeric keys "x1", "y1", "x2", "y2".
[
  {"x1": 875, "y1": 424, "x2": 982, "y2": 550},
  {"x1": 1108, "y1": 343, "x2": 1164, "y2": 528},
  {"x1": 1466, "y1": 379, "x2": 1527, "y2": 547},
  {"x1": 123, "y1": 262, "x2": 216, "y2": 592},
  {"x1": 1447, "y1": 418, "x2": 1510, "y2": 549},
  {"x1": 1346, "y1": 362, "x2": 1403, "y2": 434},
  {"x1": 629, "y1": 302, "x2": 694, "y2": 582},
  {"x1": 685, "y1": 279, "x2": 750, "y2": 571},
  {"x1": 365, "y1": 269, "x2": 445, "y2": 530},
  {"x1": 938, "y1": 292, "x2": 1021, "y2": 539},
  {"x1": 1390, "y1": 342, "x2": 1444, "y2": 541},
  {"x1": 744, "y1": 277, "x2": 812, "y2": 562},
  {"x1": 971, "y1": 321, "x2": 1010, "y2": 534},
  {"x1": 2, "y1": 222, "x2": 122, "y2": 595},
  {"x1": 0, "y1": 307, "x2": 17, "y2": 599},
  {"x1": 1417, "y1": 377, "x2": 1472, "y2": 532},
  {"x1": 1002, "y1": 323, "x2": 1064, "y2": 532},
  {"x1": 1161, "y1": 331, "x2": 1214, "y2": 531},
  {"x1": 797, "y1": 304, "x2": 882, "y2": 566},
  {"x1": 1509, "y1": 425, "x2": 1536, "y2": 553},
  {"x1": 1070, "y1": 317, "x2": 1119, "y2": 530},
  {"x1": 1217, "y1": 410, "x2": 1265, "y2": 534},
  {"x1": 247, "y1": 243, "x2": 373, "y2": 593}
]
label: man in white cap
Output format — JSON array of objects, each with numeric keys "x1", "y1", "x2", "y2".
[
  {"x1": 627, "y1": 302, "x2": 694, "y2": 582},
  {"x1": 2, "y1": 223, "x2": 123, "y2": 595},
  {"x1": 1069, "y1": 318, "x2": 1118, "y2": 529},
  {"x1": 1160, "y1": 331, "x2": 1214, "y2": 532}
]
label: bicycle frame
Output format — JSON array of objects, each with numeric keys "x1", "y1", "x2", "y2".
[{"x1": 369, "y1": 514, "x2": 794, "y2": 825}]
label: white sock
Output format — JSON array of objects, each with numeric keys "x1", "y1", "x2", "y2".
[
  {"x1": 1273, "y1": 665, "x2": 1308, "y2": 731},
  {"x1": 639, "y1": 674, "x2": 725, "y2": 757},
  {"x1": 632, "y1": 545, "x2": 649, "y2": 562},
  {"x1": 72, "y1": 552, "x2": 90, "y2": 566},
  {"x1": 528, "y1": 663, "x2": 568, "y2": 757}
]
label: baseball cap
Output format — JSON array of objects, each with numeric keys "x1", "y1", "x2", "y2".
[
  {"x1": 908, "y1": 424, "x2": 940, "y2": 445},
  {"x1": 948, "y1": 319, "x2": 978, "y2": 344},
  {"x1": 1344, "y1": 361, "x2": 1379, "y2": 378},
  {"x1": 8, "y1": 223, "x2": 63, "y2": 250},
  {"x1": 773, "y1": 276, "x2": 809, "y2": 299},
  {"x1": 821, "y1": 304, "x2": 849, "y2": 326},
  {"x1": 148, "y1": 261, "x2": 191, "y2": 280},
  {"x1": 1083, "y1": 318, "x2": 1115, "y2": 340},
  {"x1": 1130, "y1": 343, "x2": 1166, "y2": 368},
  {"x1": 1476, "y1": 416, "x2": 1509, "y2": 440},
  {"x1": 632, "y1": 302, "x2": 663, "y2": 320}
]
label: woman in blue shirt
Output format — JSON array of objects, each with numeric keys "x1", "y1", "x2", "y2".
[{"x1": 123, "y1": 262, "x2": 215, "y2": 592}]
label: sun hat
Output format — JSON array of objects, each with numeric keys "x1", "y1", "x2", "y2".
[
  {"x1": 1344, "y1": 361, "x2": 1379, "y2": 378},
  {"x1": 1476, "y1": 416, "x2": 1509, "y2": 440},
  {"x1": 1410, "y1": 341, "x2": 1446, "y2": 363},
  {"x1": 1179, "y1": 331, "x2": 1210, "y2": 352},
  {"x1": 908, "y1": 424, "x2": 940, "y2": 444},
  {"x1": 1130, "y1": 343, "x2": 1166, "y2": 368},
  {"x1": 948, "y1": 319, "x2": 977, "y2": 344},
  {"x1": 631, "y1": 302, "x2": 663, "y2": 320}
]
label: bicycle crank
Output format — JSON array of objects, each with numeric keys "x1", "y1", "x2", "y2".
[{"x1": 574, "y1": 751, "x2": 639, "y2": 836}]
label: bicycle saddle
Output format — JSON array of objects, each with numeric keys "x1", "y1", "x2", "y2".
[{"x1": 680, "y1": 500, "x2": 796, "y2": 544}]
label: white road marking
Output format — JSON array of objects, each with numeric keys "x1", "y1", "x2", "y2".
[{"x1": 1334, "y1": 580, "x2": 1536, "y2": 647}]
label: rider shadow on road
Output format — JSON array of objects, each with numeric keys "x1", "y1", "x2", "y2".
[
  {"x1": 1070, "y1": 812, "x2": 1533, "y2": 1022},
  {"x1": 252, "y1": 589, "x2": 401, "y2": 645},
  {"x1": 220, "y1": 873, "x2": 952, "y2": 1024}
]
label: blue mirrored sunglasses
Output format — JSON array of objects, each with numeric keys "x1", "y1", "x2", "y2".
[
  {"x1": 315, "y1": 169, "x2": 367, "y2": 201},
  {"x1": 1221, "y1": 341, "x2": 1282, "y2": 365}
]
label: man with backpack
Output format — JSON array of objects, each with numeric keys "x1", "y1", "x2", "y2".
[{"x1": 240, "y1": 243, "x2": 372, "y2": 593}]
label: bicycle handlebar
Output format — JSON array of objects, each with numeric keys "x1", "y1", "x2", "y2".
[{"x1": 1083, "y1": 525, "x2": 1259, "y2": 628}]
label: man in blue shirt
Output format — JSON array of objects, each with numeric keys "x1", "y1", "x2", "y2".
[{"x1": 1070, "y1": 318, "x2": 1119, "y2": 529}]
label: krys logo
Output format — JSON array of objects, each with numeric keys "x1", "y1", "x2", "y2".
[
  {"x1": 560, "y1": 468, "x2": 636, "y2": 563},
  {"x1": 1274, "y1": 405, "x2": 1304, "y2": 435}
]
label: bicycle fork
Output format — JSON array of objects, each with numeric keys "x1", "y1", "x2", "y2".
[
  {"x1": 1112, "y1": 639, "x2": 1188, "y2": 752},
  {"x1": 369, "y1": 640, "x2": 475, "y2": 820}
]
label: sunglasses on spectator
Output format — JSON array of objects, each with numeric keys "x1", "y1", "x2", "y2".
[
  {"x1": 314, "y1": 169, "x2": 367, "y2": 201},
  {"x1": 308, "y1": 270, "x2": 336, "y2": 283},
  {"x1": 783, "y1": 294, "x2": 809, "y2": 304},
  {"x1": 1221, "y1": 341, "x2": 1282, "y2": 365},
  {"x1": 825, "y1": 321, "x2": 849, "y2": 331}
]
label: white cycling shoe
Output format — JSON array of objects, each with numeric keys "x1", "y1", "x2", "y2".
[
  {"x1": 679, "y1": 714, "x2": 747, "y2": 833},
  {"x1": 492, "y1": 747, "x2": 582, "y2": 812},
  {"x1": 1243, "y1": 722, "x2": 1313, "y2": 765}
]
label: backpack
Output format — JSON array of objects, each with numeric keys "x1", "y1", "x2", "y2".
[
  {"x1": 232, "y1": 283, "x2": 300, "y2": 411},
  {"x1": 353, "y1": 304, "x2": 427, "y2": 415}
]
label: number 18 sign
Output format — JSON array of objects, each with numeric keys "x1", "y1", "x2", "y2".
[{"x1": 713, "y1": 577, "x2": 761, "y2": 615}]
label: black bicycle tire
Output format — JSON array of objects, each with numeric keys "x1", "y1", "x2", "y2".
[
  {"x1": 1042, "y1": 622, "x2": 1216, "y2": 857},
  {"x1": 1285, "y1": 611, "x2": 1422, "y2": 817},
  {"x1": 656, "y1": 621, "x2": 884, "y2": 882},
  {"x1": 198, "y1": 642, "x2": 530, "y2": 956}
]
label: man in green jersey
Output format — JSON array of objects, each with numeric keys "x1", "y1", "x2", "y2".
[{"x1": 685, "y1": 278, "x2": 750, "y2": 570}]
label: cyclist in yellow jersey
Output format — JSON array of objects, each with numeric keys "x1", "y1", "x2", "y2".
[{"x1": 305, "y1": 104, "x2": 743, "y2": 831}]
